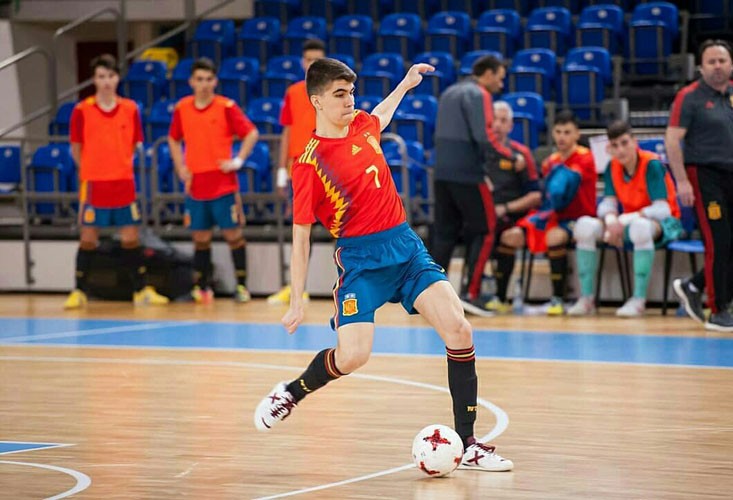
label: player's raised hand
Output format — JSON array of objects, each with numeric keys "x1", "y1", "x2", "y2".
[
  {"x1": 281, "y1": 303, "x2": 304, "y2": 334},
  {"x1": 402, "y1": 63, "x2": 435, "y2": 91}
]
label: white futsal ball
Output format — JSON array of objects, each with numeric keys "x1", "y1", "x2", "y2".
[{"x1": 412, "y1": 424, "x2": 464, "y2": 477}]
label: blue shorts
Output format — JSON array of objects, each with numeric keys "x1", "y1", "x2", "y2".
[
  {"x1": 81, "y1": 201, "x2": 142, "y2": 227},
  {"x1": 184, "y1": 193, "x2": 240, "y2": 231},
  {"x1": 331, "y1": 222, "x2": 448, "y2": 330}
]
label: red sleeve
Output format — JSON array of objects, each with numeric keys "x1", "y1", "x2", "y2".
[
  {"x1": 226, "y1": 103, "x2": 256, "y2": 138},
  {"x1": 69, "y1": 106, "x2": 83, "y2": 144},
  {"x1": 168, "y1": 107, "x2": 183, "y2": 140},
  {"x1": 280, "y1": 89, "x2": 293, "y2": 126},
  {"x1": 481, "y1": 91, "x2": 515, "y2": 159},
  {"x1": 133, "y1": 106, "x2": 144, "y2": 144},
  {"x1": 669, "y1": 83, "x2": 697, "y2": 128},
  {"x1": 582, "y1": 151, "x2": 597, "y2": 179},
  {"x1": 292, "y1": 162, "x2": 323, "y2": 225},
  {"x1": 513, "y1": 141, "x2": 538, "y2": 181}
]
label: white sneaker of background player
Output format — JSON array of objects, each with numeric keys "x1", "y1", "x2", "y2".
[
  {"x1": 461, "y1": 440, "x2": 514, "y2": 471},
  {"x1": 616, "y1": 297, "x2": 646, "y2": 318},
  {"x1": 567, "y1": 296, "x2": 596, "y2": 316},
  {"x1": 254, "y1": 381, "x2": 298, "y2": 432}
]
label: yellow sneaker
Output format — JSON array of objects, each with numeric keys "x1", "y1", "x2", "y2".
[
  {"x1": 485, "y1": 297, "x2": 511, "y2": 314},
  {"x1": 191, "y1": 285, "x2": 214, "y2": 304},
  {"x1": 546, "y1": 297, "x2": 565, "y2": 316},
  {"x1": 133, "y1": 286, "x2": 170, "y2": 306},
  {"x1": 64, "y1": 289, "x2": 88, "y2": 309},
  {"x1": 267, "y1": 285, "x2": 291, "y2": 304},
  {"x1": 235, "y1": 284, "x2": 252, "y2": 303}
]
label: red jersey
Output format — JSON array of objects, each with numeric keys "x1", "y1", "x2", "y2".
[
  {"x1": 169, "y1": 95, "x2": 256, "y2": 200},
  {"x1": 541, "y1": 146, "x2": 597, "y2": 220},
  {"x1": 292, "y1": 110, "x2": 406, "y2": 238},
  {"x1": 70, "y1": 97, "x2": 143, "y2": 208}
]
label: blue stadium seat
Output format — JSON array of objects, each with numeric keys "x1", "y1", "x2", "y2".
[
  {"x1": 359, "y1": 53, "x2": 404, "y2": 97},
  {"x1": 501, "y1": 91, "x2": 545, "y2": 149},
  {"x1": 189, "y1": 19, "x2": 236, "y2": 65},
  {"x1": 282, "y1": 16, "x2": 328, "y2": 56},
  {"x1": 48, "y1": 102, "x2": 76, "y2": 137},
  {"x1": 0, "y1": 145, "x2": 21, "y2": 192},
  {"x1": 233, "y1": 141, "x2": 272, "y2": 195},
  {"x1": 508, "y1": 48, "x2": 557, "y2": 100},
  {"x1": 576, "y1": 4, "x2": 624, "y2": 54},
  {"x1": 28, "y1": 143, "x2": 75, "y2": 215},
  {"x1": 147, "y1": 100, "x2": 176, "y2": 143},
  {"x1": 560, "y1": 47, "x2": 611, "y2": 121},
  {"x1": 392, "y1": 94, "x2": 438, "y2": 149},
  {"x1": 376, "y1": 13, "x2": 423, "y2": 61},
  {"x1": 412, "y1": 52, "x2": 456, "y2": 96},
  {"x1": 330, "y1": 53, "x2": 357, "y2": 70},
  {"x1": 382, "y1": 140, "x2": 426, "y2": 196},
  {"x1": 247, "y1": 97, "x2": 284, "y2": 134},
  {"x1": 475, "y1": 9, "x2": 521, "y2": 57},
  {"x1": 425, "y1": 11, "x2": 472, "y2": 58},
  {"x1": 237, "y1": 17, "x2": 281, "y2": 63},
  {"x1": 219, "y1": 57, "x2": 261, "y2": 107},
  {"x1": 151, "y1": 142, "x2": 175, "y2": 194},
  {"x1": 169, "y1": 58, "x2": 194, "y2": 100},
  {"x1": 459, "y1": 50, "x2": 503, "y2": 76},
  {"x1": 690, "y1": 0, "x2": 731, "y2": 32},
  {"x1": 261, "y1": 56, "x2": 304, "y2": 98},
  {"x1": 122, "y1": 60, "x2": 168, "y2": 109},
  {"x1": 525, "y1": 7, "x2": 573, "y2": 56},
  {"x1": 302, "y1": 0, "x2": 346, "y2": 23},
  {"x1": 637, "y1": 138, "x2": 668, "y2": 164},
  {"x1": 628, "y1": 2, "x2": 679, "y2": 76},
  {"x1": 330, "y1": 15, "x2": 374, "y2": 62},
  {"x1": 355, "y1": 95, "x2": 381, "y2": 113},
  {"x1": 255, "y1": 0, "x2": 300, "y2": 25}
]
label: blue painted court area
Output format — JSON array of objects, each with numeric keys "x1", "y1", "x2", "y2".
[
  {"x1": 0, "y1": 317, "x2": 731, "y2": 368},
  {"x1": 0, "y1": 442, "x2": 67, "y2": 455}
]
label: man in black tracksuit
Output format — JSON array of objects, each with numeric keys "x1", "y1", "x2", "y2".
[
  {"x1": 667, "y1": 39, "x2": 733, "y2": 332},
  {"x1": 431, "y1": 55, "x2": 526, "y2": 317}
]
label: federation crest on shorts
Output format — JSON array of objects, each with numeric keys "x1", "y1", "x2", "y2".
[
  {"x1": 342, "y1": 293, "x2": 358, "y2": 316},
  {"x1": 83, "y1": 207, "x2": 95, "y2": 224}
]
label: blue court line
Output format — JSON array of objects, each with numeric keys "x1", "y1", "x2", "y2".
[
  {"x1": 0, "y1": 317, "x2": 731, "y2": 368},
  {"x1": 0, "y1": 442, "x2": 70, "y2": 455}
]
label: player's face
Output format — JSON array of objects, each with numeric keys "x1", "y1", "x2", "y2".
[
  {"x1": 302, "y1": 49, "x2": 325, "y2": 73},
  {"x1": 608, "y1": 133, "x2": 637, "y2": 166},
  {"x1": 314, "y1": 79, "x2": 355, "y2": 128},
  {"x1": 93, "y1": 67, "x2": 119, "y2": 94},
  {"x1": 492, "y1": 107, "x2": 513, "y2": 138},
  {"x1": 189, "y1": 69, "x2": 218, "y2": 97},
  {"x1": 552, "y1": 123, "x2": 580, "y2": 154},
  {"x1": 699, "y1": 45, "x2": 733, "y2": 88}
]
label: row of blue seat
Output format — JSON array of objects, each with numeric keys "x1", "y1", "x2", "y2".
[{"x1": 193, "y1": 3, "x2": 679, "y2": 64}]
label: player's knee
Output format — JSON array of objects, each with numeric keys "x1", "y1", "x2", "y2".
[
  {"x1": 629, "y1": 218, "x2": 655, "y2": 250},
  {"x1": 501, "y1": 227, "x2": 524, "y2": 248},
  {"x1": 546, "y1": 227, "x2": 568, "y2": 247},
  {"x1": 336, "y1": 348, "x2": 370, "y2": 373},
  {"x1": 443, "y1": 314, "x2": 473, "y2": 347},
  {"x1": 573, "y1": 216, "x2": 603, "y2": 250}
]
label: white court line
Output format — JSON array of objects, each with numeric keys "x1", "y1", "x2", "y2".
[
  {"x1": 0, "y1": 460, "x2": 91, "y2": 499},
  {"x1": 0, "y1": 442, "x2": 73, "y2": 456},
  {"x1": 0, "y1": 354, "x2": 509, "y2": 499},
  {"x1": 0, "y1": 321, "x2": 197, "y2": 343}
]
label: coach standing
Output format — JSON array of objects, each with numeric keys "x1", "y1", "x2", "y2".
[
  {"x1": 666, "y1": 39, "x2": 733, "y2": 332},
  {"x1": 432, "y1": 55, "x2": 525, "y2": 317}
]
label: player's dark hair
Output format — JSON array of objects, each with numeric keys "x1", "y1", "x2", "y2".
[
  {"x1": 472, "y1": 55, "x2": 504, "y2": 77},
  {"x1": 90, "y1": 54, "x2": 119, "y2": 75},
  {"x1": 306, "y1": 57, "x2": 357, "y2": 96},
  {"x1": 302, "y1": 38, "x2": 326, "y2": 54},
  {"x1": 698, "y1": 39, "x2": 733, "y2": 64},
  {"x1": 191, "y1": 57, "x2": 217, "y2": 76},
  {"x1": 606, "y1": 120, "x2": 633, "y2": 141},
  {"x1": 554, "y1": 110, "x2": 579, "y2": 128}
]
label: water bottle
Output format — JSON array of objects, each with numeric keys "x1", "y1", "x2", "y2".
[{"x1": 512, "y1": 279, "x2": 524, "y2": 315}]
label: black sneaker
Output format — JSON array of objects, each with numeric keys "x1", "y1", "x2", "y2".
[
  {"x1": 705, "y1": 310, "x2": 733, "y2": 332},
  {"x1": 673, "y1": 278, "x2": 705, "y2": 324},
  {"x1": 460, "y1": 296, "x2": 496, "y2": 318}
]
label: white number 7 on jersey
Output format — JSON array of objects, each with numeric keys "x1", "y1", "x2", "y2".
[{"x1": 365, "y1": 165, "x2": 381, "y2": 188}]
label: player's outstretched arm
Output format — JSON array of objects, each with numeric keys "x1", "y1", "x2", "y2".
[
  {"x1": 282, "y1": 223, "x2": 312, "y2": 334},
  {"x1": 371, "y1": 63, "x2": 435, "y2": 132}
]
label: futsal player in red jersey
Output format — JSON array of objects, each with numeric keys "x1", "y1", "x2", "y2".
[
  {"x1": 64, "y1": 54, "x2": 169, "y2": 309},
  {"x1": 253, "y1": 58, "x2": 513, "y2": 471}
]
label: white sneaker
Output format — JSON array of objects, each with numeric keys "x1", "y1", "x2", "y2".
[
  {"x1": 461, "y1": 440, "x2": 514, "y2": 472},
  {"x1": 616, "y1": 297, "x2": 646, "y2": 318},
  {"x1": 567, "y1": 296, "x2": 596, "y2": 316},
  {"x1": 253, "y1": 381, "x2": 297, "y2": 432}
]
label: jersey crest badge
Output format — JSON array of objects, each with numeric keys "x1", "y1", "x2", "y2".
[{"x1": 365, "y1": 134, "x2": 382, "y2": 155}]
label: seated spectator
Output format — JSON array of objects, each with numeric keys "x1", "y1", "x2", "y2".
[{"x1": 568, "y1": 120, "x2": 683, "y2": 317}]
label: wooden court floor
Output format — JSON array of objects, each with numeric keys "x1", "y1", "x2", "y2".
[{"x1": 1, "y1": 295, "x2": 732, "y2": 499}]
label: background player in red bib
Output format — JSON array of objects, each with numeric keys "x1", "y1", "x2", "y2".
[
  {"x1": 253, "y1": 58, "x2": 513, "y2": 471},
  {"x1": 64, "y1": 54, "x2": 169, "y2": 309},
  {"x1": 568, "y1": 121, "x2": 682, "y2": 317},
  {"x1": 168, "y1": 58, "x2": 259, "y2": 304}
]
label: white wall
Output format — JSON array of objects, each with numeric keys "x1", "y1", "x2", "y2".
[{"x1": 0, "y1": 20, "x2": 26, "y2": 136}]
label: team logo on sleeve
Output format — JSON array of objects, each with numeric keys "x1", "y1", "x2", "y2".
[
  {"x1": 365, "y1": 133, "x2": 382, "y2": 155},
  {"x1": 342, "y1": 293, "x2": 358, "y2": 316}
]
